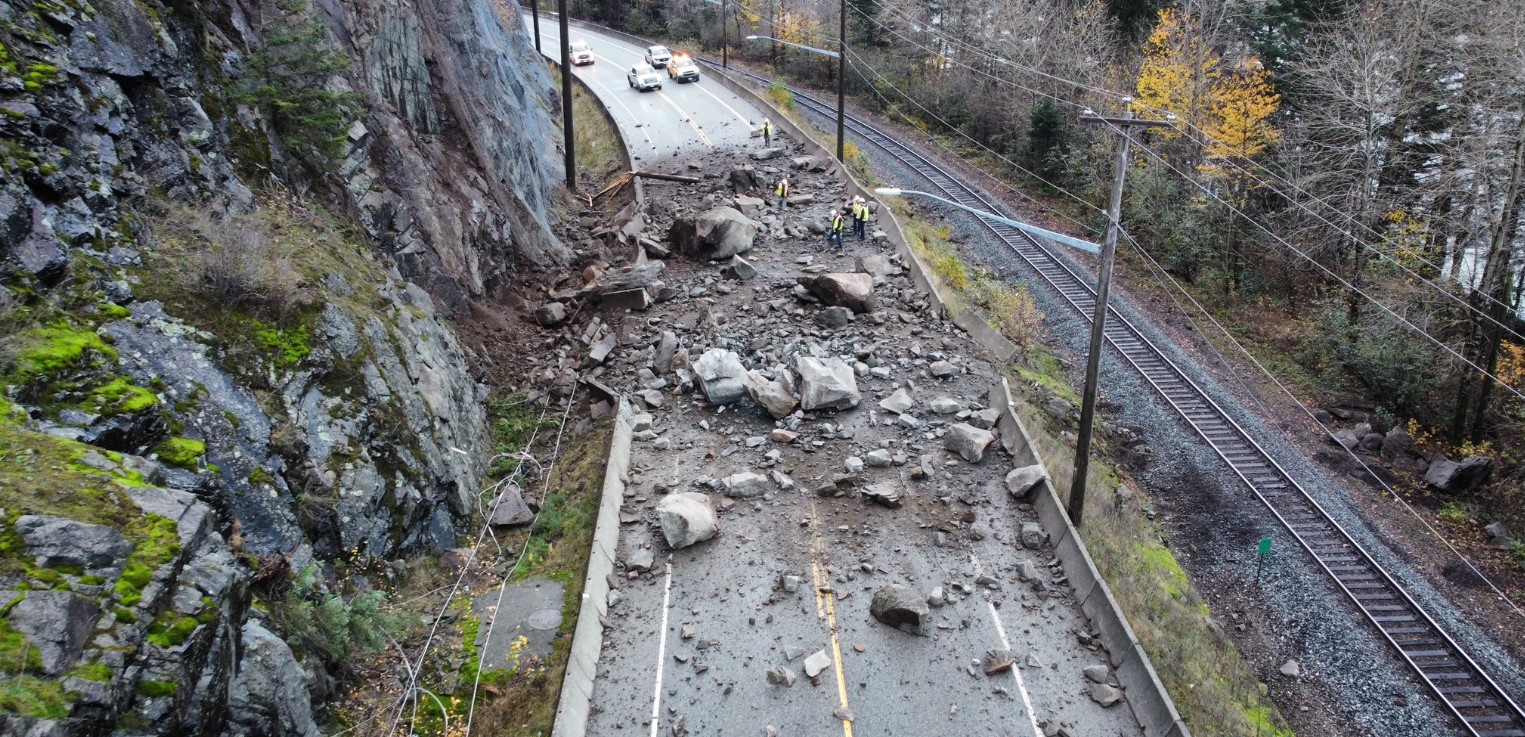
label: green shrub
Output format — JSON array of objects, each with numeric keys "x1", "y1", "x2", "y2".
[
  {"x1": 767, "y1": 80, "x2": 794, "y2": 111},
  {"x1": 239, "y1": 0, "x2": 362, "y2": 166},
  {"x1": 0, "y1": 675, "x2": 73, "y2": 717},
  {"x1": 136, "y1": 680, "x2": 177, "y2": 697},
  {"x1": 272, "y1": 565, "x2": 396, "y2": 671}
]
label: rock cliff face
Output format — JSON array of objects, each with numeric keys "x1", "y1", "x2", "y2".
[{"x1": 0, "y1": 0, "x2": 561, "y2": 731}]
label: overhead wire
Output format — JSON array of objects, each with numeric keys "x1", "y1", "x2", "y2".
[
  {"x1": 1093, "y1": 120, "x2": 1525, "y2": 403},
  {"x1": 461, "y1": 385, "x2": 580, "y2": 737},
  {"x1": 829, "y1": 6, "x2": 1525, "y2": 624},
  {"x1": 852, "y1": 2, "x2": 1525, "y2": 340},
  {"x1": 840, "y1": 45, "x2": 1106, "y2": 237},
  {"x1": 383, "y1": 393, "x2": 559, "y2": 737},
  {"x1": 1117, "y1": 224, "x2": 1525, "y2": 619}
]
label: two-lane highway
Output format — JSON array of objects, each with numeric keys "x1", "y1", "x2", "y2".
[{"x1": 526, "y1": 17, "x2": 765, "y2": 161}]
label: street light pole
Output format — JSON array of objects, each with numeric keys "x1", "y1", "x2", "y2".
[
  {"x1": 558, "y1": 0, "x2": 576, "y2": 191},
  {"x1": 1069, "y1": 103, "x2": 1172, "y2": 526},
  {"x1": 836, "y1": 0, "x2": 845, "y2": 163},
  {"x1": 722, "y1": 0, "x2": 728, "y2": 69}
]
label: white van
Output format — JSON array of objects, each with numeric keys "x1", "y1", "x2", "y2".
[{"x1": 570, "y1": 39, "x2": 594, "y2": 65}]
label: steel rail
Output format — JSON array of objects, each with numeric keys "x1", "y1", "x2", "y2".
[{"x1": 702, "y1": 59, "x2": 1525, "y2": 737}]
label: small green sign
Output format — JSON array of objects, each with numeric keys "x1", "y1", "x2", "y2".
[{"x1": 1258, "y1": 538, "x2": 1272, "y2": 555}]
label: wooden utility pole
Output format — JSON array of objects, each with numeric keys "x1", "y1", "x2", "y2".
[
  {"x1": 836, "y1": 0, "x2": 846, "y2": 163},
  {"x1": 1069, "y1": 104, "x2": 1172, "y2": 526},
  {"x1": 557, "y1": 0, "x2": 576, "y2": 190},
  {"x1": 531, "y1": 0, "x2": 541, "y2": 53}
]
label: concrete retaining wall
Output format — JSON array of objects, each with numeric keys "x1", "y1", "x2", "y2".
[{"x1": 551, "y1": 397, "x2": 635, "y2": 737}]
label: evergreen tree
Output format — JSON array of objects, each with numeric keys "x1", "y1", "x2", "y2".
[{"x1": 1023, "y1": 100, "x2": 1070, "y2": 187}]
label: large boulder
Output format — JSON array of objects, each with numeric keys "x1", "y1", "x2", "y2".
[
  {"x1": 227, "y1": 621, "x2": 322, "y2": 737},
  {"x1": 1380, "y1": 427, "x2": 1416, "y2": 459},
  {"x1": 668, "y1": 207, "x2": 761, "y2": 261},
  {"x1": 744, "y1": 370, "x2": 799, "y2": 419},
  {"x1": 1425, "y1": 455, "x2": 1492, "y2": 494},
  {"x1": 486, "y1": 485, "x2": 535, "y2": 527},
  {"x1": 796, "y1": 357, "x2": 861, "y2": 411},
  {"x1": 944, "y1": 423, "x2": 996, "y2": 463},
  {"x1": 694, "y1": 349, "x2": 748, "y2": 405},
  {"x1": 723, "y1": 472, "x2": 771, "y2": 499},
  {"x1": 870, "y1": 584, "x2": 929, "y2": 635},
  {"x1": 1005, "y1": 465, "x2": 1048, "y2": 501},
  {"x1": 657, "y1": 492, "x2": 720, "y2": 549},
  {"x1": 14, "y1": 515, "x2": 133, "y2": 569},
  {"x1": 797, "y1": 273, "x2": 876, "y2": 313}
]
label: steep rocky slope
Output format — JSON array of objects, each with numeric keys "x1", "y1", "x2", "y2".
[{"x1": 0, "y1": 0, "x2": 565, "y2": 732}]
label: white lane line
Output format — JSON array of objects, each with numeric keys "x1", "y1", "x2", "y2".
[
  {"x1": 647, "y1": 558, "x2": 676, "y2": 737},
  {"x1": 689, "y1": 76, "x2": 757, "y2": 129},
  {"x1": 528, "y1": 30, "x2": 656, "y2": 146},
  {"x1": 971, "y1": 553, "x2": 1043, "y2": 737}
]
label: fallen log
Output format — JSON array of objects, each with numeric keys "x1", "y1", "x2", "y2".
[{"x1": 633, "y1": 170, "x2": 702, "y2": 184}]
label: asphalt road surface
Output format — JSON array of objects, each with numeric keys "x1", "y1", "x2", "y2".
[
  {"x1": 524, "y1": 19, "x2": 1149, "y2": 737},
  {"x1": 525, "y1": 18, "x2": 766, "y2": 162}
]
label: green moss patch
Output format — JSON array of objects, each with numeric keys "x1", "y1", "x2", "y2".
[
  {"x1": 0, "y1": 675, "x2": 74, "y2": 717},
  {"x1": 87, "y1": 377, "x2": 160, "y2": 415},
  {"x1": 136, "y1": 679, "x2": 177, "y2": 697},
  {"x1": 5, "y1": 323, "x2": 116, "y2": 385},
  {"x1": 70, "y1": 662, "x2": 113, "y2": 682},
  {"x1": 146, "y1": 613, "x2": 201, "y2": 648},
  {"x1": 151, "y1": 436, "x2": 205, "y2": 470}
]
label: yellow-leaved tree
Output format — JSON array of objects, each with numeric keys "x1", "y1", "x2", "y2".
[
  {"x1": 1133, "y1": 8, "x2": 1220, "y2": 153},
  {"x1": 1200, "y1": 56, "x2": 1281, "y2": 183}
]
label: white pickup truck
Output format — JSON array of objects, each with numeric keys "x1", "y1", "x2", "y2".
[
  {"x1": 627, "y1": 63, "x2": 662, "y2": 92},
  {"x1": 570, "y1": 39, "x2": 594, "y2": 65},
  {"x1": 644, "y1": 45, "x2": 672, "y2": 68}
]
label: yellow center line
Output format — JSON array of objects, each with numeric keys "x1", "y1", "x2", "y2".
[
  {"x1": 655, "y1": 90, "x2": 715, "y2": 148},
  {"x1": 809, "y1": 503, "x2": 855, "y2": 737}
]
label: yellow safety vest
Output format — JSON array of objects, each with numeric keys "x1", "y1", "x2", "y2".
[
  {"x1": 776, "y1": 182, "x2": 789, "y2": 197},
  {"x1": 852, "y1": 203, "x2": 866, "y2": 220},
  {"x1": 831, "y1": 214, "x2": 845, "y2": 232}
]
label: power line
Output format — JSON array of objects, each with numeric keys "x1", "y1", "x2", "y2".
[
  {"x1": 1105, "y1": 121, "x2": 1525, "y2": 404},
  {"x1": 853, "y1": 3, "x2": 1525, "y2": 336},
  {"x1": 1117, "y1": 224, "x2": 1525, "y2": 620}
]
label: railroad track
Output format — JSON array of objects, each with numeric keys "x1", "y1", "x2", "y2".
[{"x1": 702, "y1": 60, "x2": 1525, "y2": 736}]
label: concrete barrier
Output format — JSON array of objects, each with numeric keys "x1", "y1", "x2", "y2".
[
  {"x1": 537, "y1": 15, "x2": 1187, "y2": 736},
  {"x1": 551, "y1": 396, "x2": 634, "y2": 737}
]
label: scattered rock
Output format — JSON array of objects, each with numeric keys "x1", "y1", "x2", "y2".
[
  {"x1": 749, "y1": 147, "x2": 785, "y2": 161},
  {"x1": 1005, "y1": 465, "x2": 1048, "y2": 501},
  {"x1": 1088, "y1": 682, "x2": 1124, "y2": 707},
  {"x1": 803, "y1": 650, "x2": 832, "y2": 678},
  {"x1": 814, "y1": 306, "x2": 854, "y2": 328},
  {"x1": 864, "y1": 449, "x2": 893, "y2": 467},
  {"x1": 878, "y1": 388, "x2": 914, "y2": 414},
  {"x1": 1020, "y1": 522, "x2": 1047, "y2": 550},
  {"x1": 657, "y1": 493, "x2": 720, "y2": 549},
  {"x1": 929, "y1": 360, "x2": 957, "y2": 378},
  {"x1": 1486, "y1": 521, "x2": 1514, "y2": 549},
  {"x1": 797, "y1": 273, "x2": 876, "y2": 313},
  {"x1": 796, "y1": 357, "x2": 861, "y2": 411},
  {"x1": 766, "y1": 665, "x2": 797, "y2": 687},
  {"x1": 744, "y1": 371, "x2": 800, "y2": 419},
  {"x1": 930, "y1": 397, "x2": 962, "y2": 414},
  {"x1": 1332, "y1": 430, "x2": 1359, "y2": 450},
  {"x1": 770, "y1": 429, "x2": 799, "y2": 443},
  {"x1": 870, "y1": 584, "x2": 929, "y2": 635},
  {"x1": 984, "y1": 649, "x2": 1016, "y2": 676},
  {"x1": 723, "y1": 255, "x2": 757, "y2": 281},
  {"x1": 668, "y1": 206, "x2": 761, "y2": 261},
  {"x1": 1380, "y1": 427, "x2": 1416, "y2": 459},
  {"x1": 628, "y1": 547, "x2": 656, "y2": 572},
  {"x1": 724, "y1": 472, "x2": 772, "y2": 499},
  {"x1": 1279, "y1": 659, "x2": 1301, "y2": 678},
  {"x1": 862, "y1": 482, "x2": 902, "y2": 509},
  {"x1": 486, "y1": 485, "x2": 535, "y2": 527},
  {"x1": 944, "y1": 423, "x2": 996, "y2": 463},
  {"x1": 536, "y1": 302, "x2": 567, "y2": 327},
  {"x1": 970, "y1": 407, "x2": 1002, "y2": 430},
  {"x1": 1082, "y1": 664, "x2": 1110, "y2": 683},
  {"x1": 695, "y1": 349, "x2": 749, "y2": 405}
]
